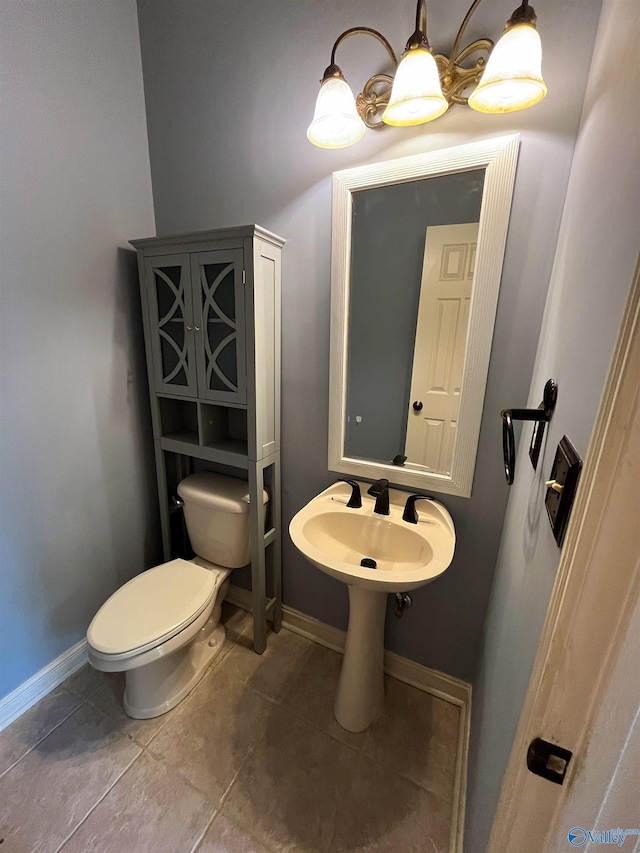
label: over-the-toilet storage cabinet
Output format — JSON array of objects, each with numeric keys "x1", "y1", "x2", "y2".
[{"x1": 130, "y1": 225, "x2": 284, "y2": 654}]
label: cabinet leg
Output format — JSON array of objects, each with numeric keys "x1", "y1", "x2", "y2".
[
  {"x1": 249, "y1": 463, "x2": 267, "y2": 654},
  {"x1": 271, "y1": 456, "x2": 282, "y2": 634},
  {"x1": 155, "y1": 445, "x2": 172, "y2": 561}
]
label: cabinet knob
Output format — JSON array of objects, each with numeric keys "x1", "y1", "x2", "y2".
[
  {"x1": 186, "y1": 325, "x2": 193, "y2": 331},
  {"x1": 194, "y1": 325, "x2": 201, "y2": 332}
]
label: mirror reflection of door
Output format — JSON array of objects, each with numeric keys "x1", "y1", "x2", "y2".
[{"x1": 405, "y1": 223, "x2": 479, "y2": 474}]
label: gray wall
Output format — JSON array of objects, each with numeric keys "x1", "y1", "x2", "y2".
[
  {"x1": 136, "y1": 0, "x2": 601, "y2": 681},
  {"x1": 465, "y1": 0, "x2": 640, "y2": 848},
  {"x1": 0, "y1": 1, "x2": 160, "y2": 699},
  {"x1": 346, "y1": 170, "x2": 485, "y2": 462}
]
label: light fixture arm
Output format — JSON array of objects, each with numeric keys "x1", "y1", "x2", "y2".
[
  {"x1": 448, "y1": 0, "x2": 485, "y2": 66},
  {"x1": 329, "y1": 27, "x2": 398, "y2": 71},
  {"x1": 416, "y1": 0, "x2": 427, "y2": 37},
  {"x1": 323, "y1": 27, "x2": 399, "y2": 129},
  {"x1": 432, "y1": 0, "x2": 495, "y2": 106},
  {"x1": 405, "y1": 0, "x2": 430, "y2": 50}
]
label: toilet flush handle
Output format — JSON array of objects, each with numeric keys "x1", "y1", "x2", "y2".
[{"x1": 172, "y1": 495, "x2": 184, "y2": 509}]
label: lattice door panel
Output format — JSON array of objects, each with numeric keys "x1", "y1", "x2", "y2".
[
  {"x1": 192, "y1": 249, "x2": 246, "y2": 404},
  {"x1": 145, "y1": 254, "x2": 197, "y2": 396}
]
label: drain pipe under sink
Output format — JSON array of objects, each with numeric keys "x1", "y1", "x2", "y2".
[{"x1": 394, "y1": 592, "x2": 412, "y2": 618}]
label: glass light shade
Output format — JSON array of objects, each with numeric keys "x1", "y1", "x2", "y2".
[
  {"x1": 468, "y1": 23, "x2": 547, "y2": 114},
  {"x1": 382, "y1": 48, "x2": 448, "y2": 126},
  {"x1": 307, "y1": 76, "x2": 366, "y2": 149}
]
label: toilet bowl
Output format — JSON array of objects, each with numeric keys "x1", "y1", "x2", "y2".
[{"x1": 86, "y1": 472, "x2": 267, "y2": 719}]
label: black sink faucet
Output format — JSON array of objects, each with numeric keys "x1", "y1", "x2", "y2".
[
  {"x1": 337, "y1": 479, "x2": 362, "y2": 508},
  {"x1": 367, "y1": 478, "x2": 390, "y2": 515},
  {"x1": 402, "y1": 494, "x2": 435, "y2": 524}
]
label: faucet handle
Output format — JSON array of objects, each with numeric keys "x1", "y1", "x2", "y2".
[
  {"x1": 337, "y1": 478, "x2": 362, "y2": 508},
  {"x1": 402, "y1": 494, "x2": 435, "y2": 524}
]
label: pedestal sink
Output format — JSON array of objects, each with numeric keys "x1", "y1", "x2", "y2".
[{"x1": 289, "y1": 480, "x2": 455, "y2": 732}]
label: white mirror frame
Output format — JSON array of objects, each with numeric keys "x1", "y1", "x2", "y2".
[{"x1": 328, "y1": 134, "x2": 520, "y2": 497}]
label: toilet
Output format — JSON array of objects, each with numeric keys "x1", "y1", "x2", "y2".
[{"x1": 86, "y1": 472, "x2": 267, "y2": 720}]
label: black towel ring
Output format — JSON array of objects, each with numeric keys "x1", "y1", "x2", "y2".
[{"x1": 500, "y1": 379, "x2": 558, "y2": 485}]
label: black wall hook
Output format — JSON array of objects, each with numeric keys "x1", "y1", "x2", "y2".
[{"x1": 500, "y1": 379, "x2": 557, "y2": 484}]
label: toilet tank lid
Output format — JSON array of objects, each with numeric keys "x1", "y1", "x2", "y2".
[{"x1": 177, "y1": 472, "x2": 268, "y2": 514}]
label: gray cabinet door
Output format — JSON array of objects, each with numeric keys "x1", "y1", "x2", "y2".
[
  {"x1": 191, "y1": 249, "x2": 246, "y2": 404},
  {"x1": 144, "y1": 254, "x2": 198, "y2": 397}
]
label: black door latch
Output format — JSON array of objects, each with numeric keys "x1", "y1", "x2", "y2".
[{"x1": 526, "y1": 737, "x2": 572, "y2": 785}]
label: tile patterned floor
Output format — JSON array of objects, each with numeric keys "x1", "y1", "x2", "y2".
[{"x1": 0, "y1": 606, "x2": 461, "y2": 853}]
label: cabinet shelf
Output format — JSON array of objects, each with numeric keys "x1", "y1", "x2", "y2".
[
  {"x1": 159, "y1": 435, "x2": 249, "y2": 469},
  {"x1": 162, "y1": 429, "x2": 199, "y2": 446}
]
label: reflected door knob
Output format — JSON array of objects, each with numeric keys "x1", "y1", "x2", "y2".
[{"x1": 412, "y1": 401, "x2": 423, "y2": 412}]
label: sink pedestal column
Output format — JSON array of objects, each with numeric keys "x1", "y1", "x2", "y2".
[{"x1": 334, "y1": 586, "x2": 387, "y2": 732}]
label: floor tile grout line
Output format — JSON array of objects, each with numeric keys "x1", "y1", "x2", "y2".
[
  {"x1": 189, "y1": 807, "x2": 220, "y2": 853},
  {"x1": 63, "y1": 679, "x2": 107, "y2": 703},
  {"x1": 217, "y1": 737, "x2": 257, "y2": 810},
  {"x1": 143, "y1": 685, "x2": 270, "y2": 809},
  {"x1": 357, "y1": 748, "x2": 460, "y2": 803},
  {"x1": 0, "y1": 699, "x2": 87, "y2": 780},
  {"x1": 79, "y1": 690, "x2": 169, "y2": 752},
  {"x1": 240, "y1": 675, "x2": 366, "y2": 754},
  {"x1": 189, "y1": 753, "x2": 252, "y2": 853},
  {"x1": 206, "y1": 744, "x2": 280, "y2": 853},
  {"x1": 143, "y1": 739, "x2": 229, "y2": 807},
  {"x1": 53, "y1": 749, "x2": 144, "y2": 852}
]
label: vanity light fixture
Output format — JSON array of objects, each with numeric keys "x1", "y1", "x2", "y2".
[{"x1": 307, "y1": 0, "x2": 547, "y2": 149}]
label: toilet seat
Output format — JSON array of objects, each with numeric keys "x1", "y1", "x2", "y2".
[{"x1": 87, "y1": 559, "x2": 220, "y2": 660}]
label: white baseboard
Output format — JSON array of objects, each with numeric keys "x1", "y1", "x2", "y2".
[
  {"x1": 226, "y1": 584, "x2": 471, "y2": 853},
  {"x1": 0, "y1": 640, "x2": 88, "y2": 733}
]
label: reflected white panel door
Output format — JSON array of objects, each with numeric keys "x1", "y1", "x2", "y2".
[{"x1": 405, "y1": 223, "x2": 479, "y2": 473}]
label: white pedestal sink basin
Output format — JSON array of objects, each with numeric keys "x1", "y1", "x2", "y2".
[{"x1": 289, "y1": 480, "x2": 455, "y2": 732}]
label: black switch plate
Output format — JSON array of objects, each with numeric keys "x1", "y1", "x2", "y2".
[{"x1": 545, "y1": 436, "x2": 582, "y2": 547}]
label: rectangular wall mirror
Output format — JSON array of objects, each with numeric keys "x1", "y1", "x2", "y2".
[{"x1": 328, "y1": 135, "x2": 519, "y2": 497}]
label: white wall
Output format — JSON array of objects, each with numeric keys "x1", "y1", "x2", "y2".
[
  {"x1": 466, "y1": 0, "x2": 640, "y2": 848},
  {"x1": 136, "y1": 0, "x2": 601, "y2": 681},
  {"x1": 0, "y1": 0, "x2": 160, "y2": 699}
]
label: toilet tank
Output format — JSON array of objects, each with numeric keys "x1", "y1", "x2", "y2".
[{"x1": 177, "y1": 472, "x2": 269, "y2": 568}]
